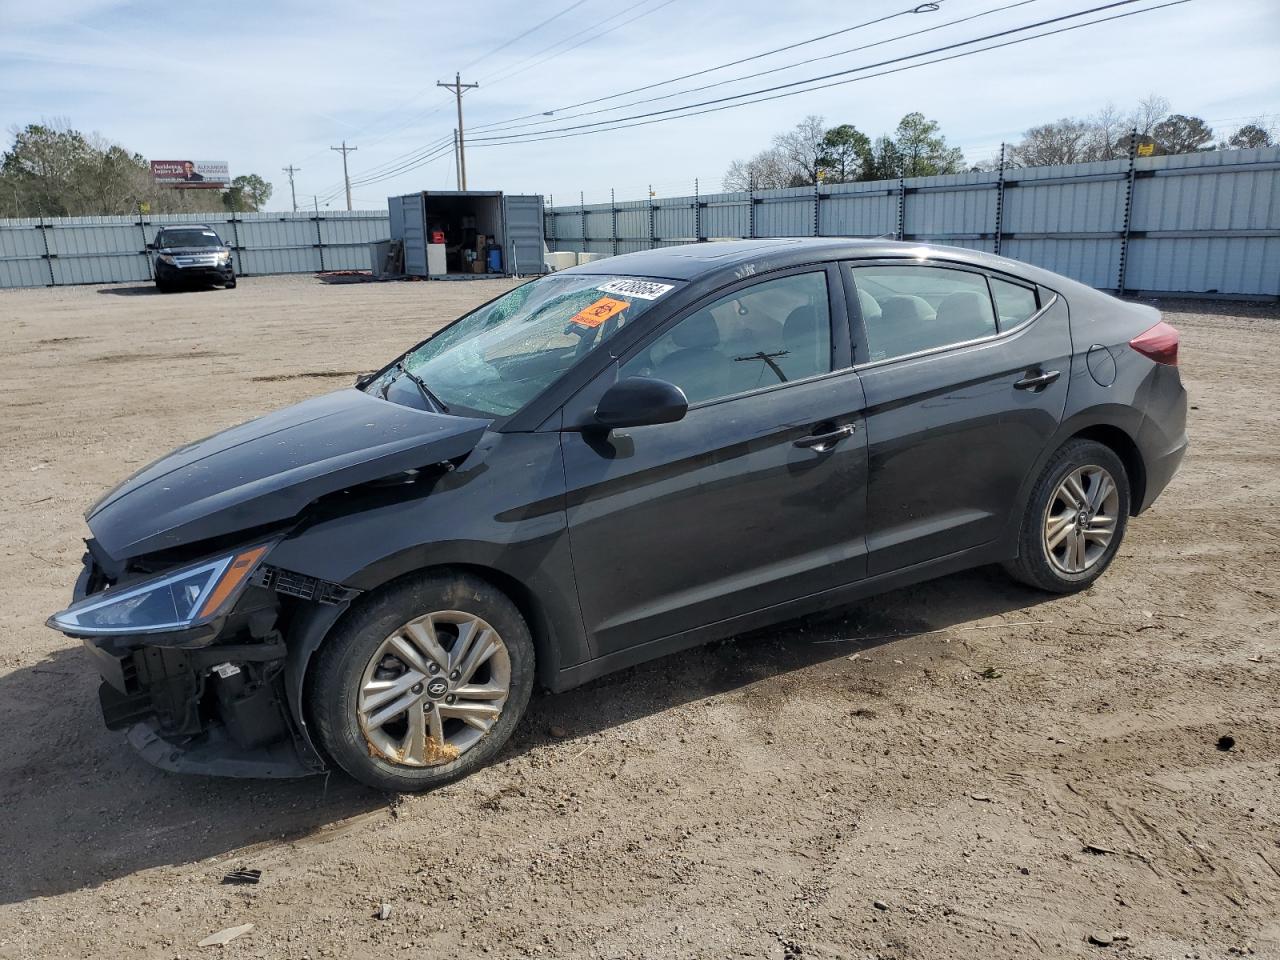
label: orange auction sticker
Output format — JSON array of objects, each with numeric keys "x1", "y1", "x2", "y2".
[{"x1": 569, "y1": 296, "x2": 629, "y2": 328}]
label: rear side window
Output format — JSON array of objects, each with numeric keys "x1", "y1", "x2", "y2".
[
  {"x1": 989, "y1": 277, "x2": 1039, "y2": 327},
  {"x1": 849, "y1": 265, "x2": 997, "y2": 362}
]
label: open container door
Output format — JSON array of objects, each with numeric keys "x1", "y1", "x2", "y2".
[
  {"x1": 389, "y1": 193, "x2": 427, "y2": 276},
  {"x1": 502, "y1": 194, "x2": 547, "y2": 276}
]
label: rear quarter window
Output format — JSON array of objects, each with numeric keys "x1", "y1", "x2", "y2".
[{"x1": 989, "y1": 277, "x2": 1040, "y2": 328}]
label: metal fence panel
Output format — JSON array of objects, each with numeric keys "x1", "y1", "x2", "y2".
[
  {"x1": 543, "y1": 147, "x2": 1280, "y2": 297},
  {"x1": 0, "y1": 211, "x2": 389, "y2": 287}
]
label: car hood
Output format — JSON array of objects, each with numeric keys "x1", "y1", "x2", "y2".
[
  {"x1": 158, "y1": 245, "x2": 229, "y2": 254},
  {"x1": 87, "y1": 388, "x2": 490, "y2": 560}
]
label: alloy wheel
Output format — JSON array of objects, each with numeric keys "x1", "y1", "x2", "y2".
[
  {"x1": 1043, "y1": 464, "x2": 1120, "y2": 575},
  {"x1": 356, "y1": 611, "x2": 511, "y2": 767}
]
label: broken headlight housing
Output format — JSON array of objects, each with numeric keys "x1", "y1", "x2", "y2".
[{"x1": 47, "y1": 543, "x2": 271, "y2": 637}]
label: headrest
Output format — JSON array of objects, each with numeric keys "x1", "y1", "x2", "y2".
[
  {"x1": 857, "y1": 289, "x2": 882, "y2": 320},
  {"x1": 935, "y1": 290, "x2": 992, "y2": 329},
  {"x1": 672, "y1": 312, "x2": 720, "y2": 348},
  {"x1": 783, "y1": 305, "x2": 819, "y2": 343},
  {"x1": 880, "y1": 295, "x2": 934, "y2": 324}
]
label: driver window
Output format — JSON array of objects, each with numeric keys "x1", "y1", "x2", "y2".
[{"x1": 620, "y1": 272, "x2": 831, "y2": 405}]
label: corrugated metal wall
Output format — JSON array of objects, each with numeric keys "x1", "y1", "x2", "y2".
[
  {"x1": 545, "y1": 147, "x2": 1280, "y2": 298},
  {"x1": 0, "y1": 210, "x2": 390, "y2": 288}
]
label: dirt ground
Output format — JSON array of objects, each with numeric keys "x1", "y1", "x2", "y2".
[{"x1": 0, "y1": 274, "x2": 1276, "y2": 960}]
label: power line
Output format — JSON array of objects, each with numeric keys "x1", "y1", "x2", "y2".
[
  {"x1": 309, "y1": 133, "x2": 455, "y2": 202},
  {"x1": 473, "y1": 0, "x2": 1040, "y2": 137},
  {"x1": 469, "y1": 0, "x2": 1183, "y2": 145},
  {"x1": 479, "y1": 0, "x2": 682, "y2": 87},
  {"x1": 460, "y1": 0, "x2": 594, "y2": 70},
  {"x1": 468, "y1": 0, "x2": 947, "y2": 132},
  {"x1": 356, "y1": 0, "x2": 955, "y2": 188},
  {"x1": 470, "y1": 0, "x2": 1193, "y2": 148}
]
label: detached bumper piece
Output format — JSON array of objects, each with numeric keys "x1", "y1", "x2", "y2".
[
  {"x1": 87, "y1": 638, "x2": 319, "y2": 779},
  {"x1": 128, "y1": 721, "x2": 313, "y2": 780}
]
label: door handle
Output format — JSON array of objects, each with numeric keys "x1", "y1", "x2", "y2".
[
  {"x1": 1014, "y1": 369, "x2": 1061, "y2": 391},
  {"x1": 794, "y1": 423, "x2": 856, "y2": 451}
]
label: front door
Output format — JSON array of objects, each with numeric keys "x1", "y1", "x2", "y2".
[
  {"x1": 560, "y1": 266, "x2": 869, "y2": 657},
  {"x1": 845, "y1": 261, "x2": 1072, "y2": 575}
]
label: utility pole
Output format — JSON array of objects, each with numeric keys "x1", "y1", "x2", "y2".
[
  {"x1": 437, "y1": 73, "x2": 479, "y2": 189},
  {"x1": 282, "y1": 164, "x2": 301, "y2": 212},
  {"x1": 453, "y1": 129, "x2": 461, "y2": 190},
  {"x1": 329, "y1": 141, "x2": 358, "y2": 210}
]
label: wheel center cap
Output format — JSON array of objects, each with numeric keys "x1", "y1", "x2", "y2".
[
  {"x1": 425, "y1": 676, "x2": 450, "y2": 700},
  {"x1": 1077, "y1": 509, "x2": 1090, "y2": 526}
]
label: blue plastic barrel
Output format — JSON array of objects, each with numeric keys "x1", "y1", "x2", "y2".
[{"x1": 487, "y1": 247, "x2": 502, "y2": 273}]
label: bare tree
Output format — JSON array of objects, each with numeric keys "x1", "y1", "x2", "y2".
[
  {"x1": 1086, "y1": 102, "x2": 1128, "y2": 160},
  {"x1": 1009, "y1": 119, "x2": 1092, "y2": 166},
  {"x1": 722, "y1": 146, "x2": 796, "y2": 191},
  {"x1": 1131, "y1": 93, "x2": 1171, "y2": 137},
  {"x1": 773, "y1": 115, "x2": 828, "y2": 185}
]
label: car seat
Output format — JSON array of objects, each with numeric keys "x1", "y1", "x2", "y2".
[
  {"x1": 933, "y1": 290, "x2": 996, "y2": 345},
  {"x1": 653, "y1": 312, "x2": 733, "y2": 404}
]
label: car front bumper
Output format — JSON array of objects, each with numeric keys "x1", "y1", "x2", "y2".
[
  {"x1": 157, "y1": 260, "x2": 234, "y2": 282},
  {"x1": 82, "y1": 624, "x2": 324, "y2": 779}
]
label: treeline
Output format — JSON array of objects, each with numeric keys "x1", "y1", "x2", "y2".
[
  {"x1": 0, "y1": 120, "x2": 272, "y2": 218},
  {"x1": 994, "y1": 95, "x2": 1276, "y2": 169},
  {"x1": 724, "y1": 96, "x2": 1277, "y2": 189},
  {"x1": 723, "y1": 112, "x2": 964, "y2": 190}
]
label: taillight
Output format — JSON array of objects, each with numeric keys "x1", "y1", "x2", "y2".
[{"x1": 1130, "y1": 321, "x2": 1180, "y2": 366}]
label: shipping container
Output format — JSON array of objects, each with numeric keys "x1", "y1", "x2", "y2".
[{"x1": 388, "y1": 190, "x2": 546, "y2": 279}]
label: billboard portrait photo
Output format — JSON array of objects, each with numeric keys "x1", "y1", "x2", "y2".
[{"x1": 150, "y1": 160, "x2": 230, "y2": 189}]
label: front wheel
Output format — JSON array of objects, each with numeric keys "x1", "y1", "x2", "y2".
[
  {"x1": 1003, "y1": 439, "x2": 1130, "y2": 593},
  {"x1": 224, "y1": 272, "x2": 237, "y2": 289},
  {"x1": 308, "y1": 571, "x2": 535, "y2": 792}
]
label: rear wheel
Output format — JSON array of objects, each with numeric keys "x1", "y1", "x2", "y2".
[
  {"x1": 308, "y1": 571, "x2": 534, "y2": 792},
  {"x1": 1004, "y1": 439, "x2": 1130, "y2": 593}
]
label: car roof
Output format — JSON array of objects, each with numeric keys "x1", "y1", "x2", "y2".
[
  {"x1": 555, "y1": 237, "x2": 1083, "y2": 293},
  {"x1": 159, "y1": 224, "x2": 217, "y2": 231}
]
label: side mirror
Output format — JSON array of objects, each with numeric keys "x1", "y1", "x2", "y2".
[
  {"x1": 593, "y1": 377, "x2": 688, "y2": 430},
  {"x1": 145, "y1": 242, "x2": 154, "y2": 251}
]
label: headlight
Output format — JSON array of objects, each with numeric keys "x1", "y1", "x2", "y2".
[
  {"x1": 216, "y1": 250, "x2": 232, "y2": 263},
  {"x1": 158, "y1": 254, "x2": 175, "y2": 265},
  {"x1": 47, "y1": 544, "x2": 270, "y2": 637}
]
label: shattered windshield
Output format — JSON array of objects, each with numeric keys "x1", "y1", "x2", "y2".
[{"x1": 372, "y1": 274, "x2": 680, "y2": 417}]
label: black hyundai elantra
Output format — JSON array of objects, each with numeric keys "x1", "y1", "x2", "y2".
[{"x1": 48, "y1": 238, "x2": 1187, "y2": 791}]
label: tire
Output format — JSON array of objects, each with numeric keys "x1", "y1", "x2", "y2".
[
  {"x1": 224, "y1": 273, "x2": 237, "y2": 289},
  {"x1": 1003, "y1": 438, "x2": 1130, "y2": 594},
  {"x1": 308, "y1": 571, "x2": 535, "y2": 792},
  {"x1": 154, "y1": 277, "x2": 171, "y2": 293}
]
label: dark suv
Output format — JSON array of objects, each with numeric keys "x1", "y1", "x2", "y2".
[{"x1": 150, "y1": 225, "x2": 236, "y2": 292}]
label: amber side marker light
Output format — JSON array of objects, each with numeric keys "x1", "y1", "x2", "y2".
[
  {"x1": 198, "y1": 544, "x2": 270, "y2": 620},
  {"x1": 1129, "y1": 321, "x2": 1180, "y2": 366}
]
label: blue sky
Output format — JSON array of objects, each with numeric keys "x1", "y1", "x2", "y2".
[{"x1": 2, "y1": 0, "x2": 1277, "y2": 209}]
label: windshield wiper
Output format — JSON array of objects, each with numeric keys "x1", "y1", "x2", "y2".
[{"x1": 382, "y1": 362, "x2": 449, "y2": 413}]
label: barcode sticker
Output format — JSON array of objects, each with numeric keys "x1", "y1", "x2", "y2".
[{"x1": 595, "y1": 279, "x2": 675, "y2": 301}]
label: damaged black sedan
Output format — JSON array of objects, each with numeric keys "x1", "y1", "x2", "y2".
[{"x1": 49, "y1": 239, "x2": 1187, "y2": 791}]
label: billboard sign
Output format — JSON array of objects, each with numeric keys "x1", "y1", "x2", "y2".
[{"x1": 151, "y1": 160, "x2": 230, "y2": 188}]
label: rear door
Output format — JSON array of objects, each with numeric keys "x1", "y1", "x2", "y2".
[
  {"x1": 845, "y1": 260, "x2": 1071, "y2": 575},
  {"x1": 560, "y1": 265, "x2": 869, "y2": 656},
  {"x1": 501, "y1": 194, "x2": 546, "y2": 276}
]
